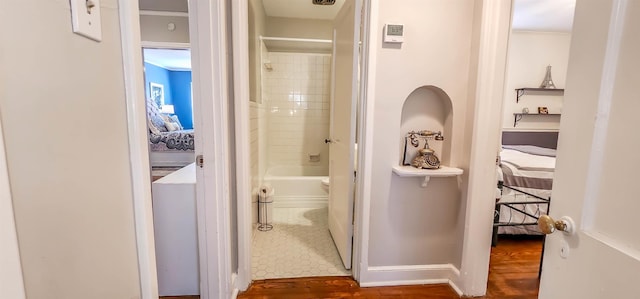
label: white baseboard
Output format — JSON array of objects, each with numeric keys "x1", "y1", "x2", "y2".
[
  {"x1": 360, "y1": 264, "x2": 461, "y2": 291},
  {"x1": 272, "y1": 196, "x2": 327, "y2": 208}
]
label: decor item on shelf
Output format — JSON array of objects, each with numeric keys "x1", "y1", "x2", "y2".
[
  {"x1": 538, "y1": 107, "x2": 549, "y2": 114},
  {"x1": 522, "y1": 107, "x2": 529, "y2": 114},
  {"x1": 403, "y1": 130, "x2": 444, "y2": 169},
  {"x1": 539, "y1": 65, "x2": 557, "y2": 89}
]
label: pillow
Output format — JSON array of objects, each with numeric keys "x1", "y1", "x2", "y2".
[
  {"x1": 150, "y1": 114, "x2": 168, "y2": 132},
  {"x1": 170, "y1": 115, "x2": 184, "y2": 130},
  {"x1": 148, "y1": 119, "x2": 162, "y2": 135},
  {"x1": 164, "y1": 120, "x2": 180, "y2": 132}
]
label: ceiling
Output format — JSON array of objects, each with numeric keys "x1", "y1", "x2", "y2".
[
  {"x1": 512, "y1": 0, "x2": 576, "y2": 32},
  {"x1": 143, "y1": 48, "x2": 191, "y2": 71},
  {"x1": 262, "y1": 0, "x2": 345, "y2": 20}
]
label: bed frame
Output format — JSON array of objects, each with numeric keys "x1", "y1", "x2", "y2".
[{"x1": 492, "y1": 131, "x2": 558, "y2": 246}]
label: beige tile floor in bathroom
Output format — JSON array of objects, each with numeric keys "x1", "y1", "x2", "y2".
[{"x1": 251, "y1": 207, "x2": 350, "y2": 280}]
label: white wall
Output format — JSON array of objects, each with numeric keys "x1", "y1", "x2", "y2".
[
  {"x1": 265, "y1": 53, "x2": 332, "y2": 169},
  {"x1": 266, "y1": 17, "x2": 333, "y2": 40},
  {"x1": 0, "y1": 1, "x2": 141, "y2": 298},
  {"x1": 365, "y1": 0, "x2": 475, "y2": 272},
  {"x1": 502, "y1": 32, "x2": 571, "y2": 131},
  {"x1": 140, "y1": 15, "x2": 190, "y2": 43}
]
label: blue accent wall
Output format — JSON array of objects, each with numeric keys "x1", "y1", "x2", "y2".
[
  {"x1": 144, "y1": 63, "x2": 193, "y2": 129},
  {"x1": 169, "y1": 71, "x2": 193, "y2": 129},
  {"x1": 144, "y1": 63, "x2": 173, "y2": 106}
]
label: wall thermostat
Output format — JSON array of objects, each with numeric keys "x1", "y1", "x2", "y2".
[{"x1": 384, "y1": 24, "x2": 404, "y2": 43}]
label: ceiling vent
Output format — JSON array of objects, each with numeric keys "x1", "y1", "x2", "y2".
[{"x1": 312, "y1": 0, "x2": 336, "y2": 5}]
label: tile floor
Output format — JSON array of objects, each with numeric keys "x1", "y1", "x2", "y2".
[{"x1": 251, "y1": 207, "x2": 350, "y2": 280}]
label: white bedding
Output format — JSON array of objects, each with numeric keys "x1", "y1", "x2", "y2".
[
  {"x1": 497, "y1": 147, "x2": 556, "y2": 235},
  {"x1": 500, "y1": 148, "x2": 556, "y2": 171}
]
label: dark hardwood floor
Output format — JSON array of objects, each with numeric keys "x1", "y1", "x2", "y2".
[{"x1": 162, "y1": 235, "x2": 543, "y2": 299}]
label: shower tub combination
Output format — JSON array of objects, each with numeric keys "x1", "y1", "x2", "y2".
[{"x1": 263, "y1": 165, "x2": 329, "y2": 208}]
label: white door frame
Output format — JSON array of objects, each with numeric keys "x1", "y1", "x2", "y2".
[
  {"x1": 0, "y1": 113, "x2": 26, "y2": 299},
  {"x1": 141, "y1": 41, "x2": 190, "y2": 49},
  {"x1": 452, "y1": 0, "x2": 513, "y2": 296},
  {"x1": 119, "y1": 0, "x2": 235, "y2": 297},
  {"x1": 118, "y1": 1, "x2": 159, "y2": 297},
  {"x1": 229, "y1": 0, "x2": 374, "y2": 288},
  {"x1": 188, "y1": 0, "x2": 235, "y2": 297},
  {"x1": 229, "y1": 0, "x2": 252, "y2": 290}
]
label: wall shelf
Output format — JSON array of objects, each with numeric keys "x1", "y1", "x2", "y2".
[
  {"x1": 513, "y1": 113, "x2": 561, "y2": 127},
  {"x1": 392, "y1": 165, "x2": 463, "y2": 188},
  {"x1": 515, "y1": 88, "x2": 564, "y2": 103}
]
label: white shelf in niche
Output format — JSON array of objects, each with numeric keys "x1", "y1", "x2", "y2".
[{"x1": 392, "y1": 165, "x2": 463, "y2": 188}]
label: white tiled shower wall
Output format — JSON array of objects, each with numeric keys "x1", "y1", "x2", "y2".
[{"x1": 264, "y1": 52, "x2": 332, "y2": 168}]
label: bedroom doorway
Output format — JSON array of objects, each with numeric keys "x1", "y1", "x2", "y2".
[
  {"x1": 490, "y1": 0, "x2": 575, "y2": 295},
  {"x1": 141, "y1": 45, "x2": 194, "y2": 176},
  {"x1": 141, "y1": 43, "x2": 200, "y2": 296}
]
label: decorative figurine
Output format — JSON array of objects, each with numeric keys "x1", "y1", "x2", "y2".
[{"x1": 540, "y1": 65, "x2": 556, "y2": 89}]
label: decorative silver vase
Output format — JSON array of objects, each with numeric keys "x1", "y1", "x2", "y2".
[{"x1": 540, "y1": 65, "x2": 556, "y2": 89}]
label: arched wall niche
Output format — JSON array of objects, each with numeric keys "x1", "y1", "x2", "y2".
[{"x1": 400, "y1": 85, "x2": 454, "y2": 166}]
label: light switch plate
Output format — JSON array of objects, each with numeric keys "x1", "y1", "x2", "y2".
[{"x1": 70, "y1": 0, "x2": 102, "y2": 41}]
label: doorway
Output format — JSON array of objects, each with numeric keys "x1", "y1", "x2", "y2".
[
  {"x1": 142, "y1": 46, "x2": 195, "y2": 176},
  {"x1": 489, "y1": 0, "x2": 575, "y2": 295},
  {"x1": 239, "y1": 0, "x2": 362, "y2": 282},
  {"x1": 138, "y1": 4, "x2": 199, "y2": 297}
]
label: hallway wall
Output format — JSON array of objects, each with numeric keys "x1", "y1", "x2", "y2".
[
  {"x1": 365, "y1": 0, "x2": 476, "y2": 274},
  {"x1": 0, "y1": 1, "x2": 141, "y2": 298}
]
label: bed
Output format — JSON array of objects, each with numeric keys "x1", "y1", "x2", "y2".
[
  {"x1": 493, "y1": 131, "x2": 558, "y2": 243},
  {"x1": 146, "y1": 98, "x2": 195, "y2": 167}
]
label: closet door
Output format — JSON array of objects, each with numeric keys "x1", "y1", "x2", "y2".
[{"x1": 328, "y1": 0, "x2": 361, "y2": 270}]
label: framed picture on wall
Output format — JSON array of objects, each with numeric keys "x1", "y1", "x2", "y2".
[{"x1": 150, "y1": 82, "x2": 165, "y2": 107}]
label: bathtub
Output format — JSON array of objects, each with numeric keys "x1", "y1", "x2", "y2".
[{"x1": 263, "y1": 165, "x2": 329, "y2": 208}]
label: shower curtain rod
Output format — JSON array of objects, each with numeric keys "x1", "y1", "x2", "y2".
[{"x1": 259, "y1": 36, "x2": 332, "y2": 44}]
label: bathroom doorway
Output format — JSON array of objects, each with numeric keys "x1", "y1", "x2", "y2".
[{"x1": 238, "y1": 0, "x2": 363, "y2": 282}]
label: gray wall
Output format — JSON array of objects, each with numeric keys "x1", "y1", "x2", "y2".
[{"x1": 0, "y1": 1, "x2": 141, "y2": 298}]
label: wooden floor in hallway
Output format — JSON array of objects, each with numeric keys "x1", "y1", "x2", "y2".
[{"x1": 162, "y1": 235, "x2": 543, "y2": 299}]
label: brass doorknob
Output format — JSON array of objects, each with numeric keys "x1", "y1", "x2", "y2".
[{"x1": 538, "y1": 215, "x2": 575, "y2": 235}]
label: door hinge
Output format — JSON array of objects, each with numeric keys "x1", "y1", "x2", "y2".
[{"x1": 196, "y1": 155, "x2": 204, "y2": 168}]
